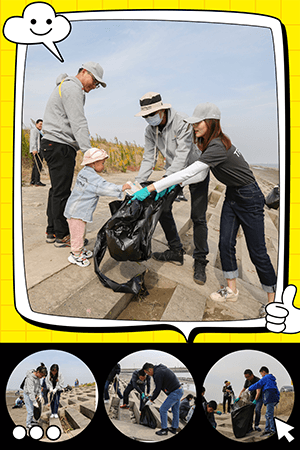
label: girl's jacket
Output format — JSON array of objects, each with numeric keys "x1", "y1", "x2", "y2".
[
  {"x1": 64, "y1": 166, "x2": 123, "y2": 223},
  {"x1": 248, "y1": 374, "x2": 280, "y2": 404}
]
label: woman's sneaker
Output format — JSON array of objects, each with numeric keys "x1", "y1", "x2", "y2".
[
  {"x1": 210, "y1": 286, "x2": 239, "y2": 302},
  {"x1": 68, "y1": 251, "x2": 90, "y2": 267}
]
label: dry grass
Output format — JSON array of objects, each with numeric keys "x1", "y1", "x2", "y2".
[{"x1": 21, "y1": 130, "x2": 165, "y2": 183}]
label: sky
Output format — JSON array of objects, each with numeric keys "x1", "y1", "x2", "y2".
[
  {"x1": 6, "y1": 350, "x2": 96, "y2": 390},
  {"x1": 118, "y1": 349, "x2": 189, "y2": 370},
  {"x1": 203, "y1": 350, "x2": 292, "y2": 404},
  {"x1": 23, "y1": 17, "x2": 279, "y2": 165}
]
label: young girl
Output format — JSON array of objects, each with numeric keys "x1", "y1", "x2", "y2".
[
  {"x1": 64, "y1": 148, "x2": 131, "y2": 267},
  {"x1": 131, "y1": 103, "x2": 277, "y2": 307},
  {"x1": 23, "y1": 362, "x2": 48, "y2": 431},
  {"x1": 46, "y1": 364, "x2": 65, "y2": 419}
]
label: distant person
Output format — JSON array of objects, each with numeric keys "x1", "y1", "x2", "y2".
[
  {"x1": 135, "y1": 92, "x2": 210, "y2": 285},
  {"x1": 30, "y1": 119, "x2": 45, "y2": 187},
  {"x1": 104, "y1": 363, "x2": 123, "y2": 403},
  {"x1": 23, "y1": 362, "x2": 47, "y2": 431},
  {"x1": 131, "y1": 102, "x2": 276, "y2": 308},
  {"x1": 12, "y1": 395, "x2": 24, "y2": 408},
  {"x1": 46, "y1": 364, "x2": 65, "y2": 419},
  {"x1": 64, "y1": 148, "x2": 130, "y2": 267},
  {"x1": 142, "y1": 362, "x2": 183, "y2": 436},
  {"x1": 75, "y1": 379, "x2": 79, "y2": 387},
  {"x1": 235, "y1": 369, "x2": 263, "y2": 431},
  {"x1": 247, "y1": 366, "x2": 280, "y2": 437},
  {"x1": 222, "y1": 380, "x2": 234, "y2": 413},
  {"x1": 41, "y1": 62, "x2": 107, "y2": 247},
  {"x1": 120, "y1": 369, "x2": 151, "y2": 410}
]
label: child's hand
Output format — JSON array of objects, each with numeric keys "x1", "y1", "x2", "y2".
[{"x1": 122, "y1": 183, "x2": 131, "y2": 191}]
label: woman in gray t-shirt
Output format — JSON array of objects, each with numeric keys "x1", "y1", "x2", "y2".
[{"x1": 131, "y1": 103, "x2": 276, "y2": 308}]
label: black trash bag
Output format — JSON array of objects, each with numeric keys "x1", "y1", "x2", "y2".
[
  {"x1": 231, "y1": 403, "x2": 255, "y2": 438},
  {"x1": 265, "y1": 185, "x2": 279, "y2": 210},
  {"x1": 139, "y1": 399, "x2": 157, "y2": 429},
  {"x1": 93, "y1": 184, "x2": 181, "y2": 295}
]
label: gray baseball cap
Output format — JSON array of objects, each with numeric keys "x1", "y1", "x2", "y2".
[
  {"x1": 184, "y1": 102, "x2": 221, "y2": 124},
  {"x1": 81, "y1": 62, "x2": 106, "y2": 88}
]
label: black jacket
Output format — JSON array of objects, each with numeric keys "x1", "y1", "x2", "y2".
[
  {"x1": 151, "y1": 364, "x2": 181, "y2": 402},
  {"x1": 129, "y1": 370, "x2": 151, "y2": 395},
  {"x1": 107, "y1": 364, "x2": 121, "y2": 383}
]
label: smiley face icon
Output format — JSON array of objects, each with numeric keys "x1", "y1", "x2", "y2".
[{"x1": 3, "y1": 2, "x2": 71, "y2": 62}]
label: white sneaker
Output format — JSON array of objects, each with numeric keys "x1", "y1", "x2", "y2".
[
  {"x1": 68, "y1": 251, "x2": 90, "y2": 267},
  {"x1": 50, "y1": 414, "x2": 55, "y2": 418},
  {"x1": 210, "y1": 286, "x2": 239, "y2": 302},
  {"x1": 81, "y1": 248, "x2": 93, "y2": 259},
  {"x1": 54, "y1": 414, "x2": 59, "y2": 419}
]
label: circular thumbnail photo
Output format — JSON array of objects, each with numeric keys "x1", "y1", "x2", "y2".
[
  {"x1": 6, "y1": 349, "x2": 98, "y2": 442},
  {"x1": 103, "y1": 349, "x2": 196, "y2": 442},
  {"x1": 203, "y1": 349, "x2": 294, "y2": 443}
]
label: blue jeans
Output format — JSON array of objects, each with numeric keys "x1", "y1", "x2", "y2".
[
  {"x1": 24, "y1": 393, "x2": 34, "y2": 428},
  {"x1": 265, "y1": 402, "x2": 277, "y2": 432},
  {"x1": 159, "y1": 387, "x2": 183, "y2": 429},
  {"x1": 50, "y1": 391, "x2": 61, "y2": 414},
  {"x1": 104, "y1": 380, "x2": 123, "y2": 401},
  {"x1": 254, "y1": 398, "x2": 263, "y2": 428},
  {"x1": 219, "y1": 182, "x2": 276, "y2": 292}
]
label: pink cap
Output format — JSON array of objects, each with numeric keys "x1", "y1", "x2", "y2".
[{"x1": 81, "y1": 148, "x2": 109, "y2": 165}]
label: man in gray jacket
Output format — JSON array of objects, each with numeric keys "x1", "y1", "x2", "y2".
[
  {"x1": 30, "y1": 118, "x2": 45, "y2": 187},
  {"x1": 135, "y1": 92, "x2": 209, "y2": 284},
  {"x1": 41, "y1": 62, "x2": 106, "y2": 246}
]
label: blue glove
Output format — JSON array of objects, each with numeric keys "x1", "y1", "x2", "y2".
[
  {"x1": 234, "y1": 398, "x2": 239, "y2": 403},
  {"x1": 128, "y1": 187, "x2": 151, "y2": 204},
  {"x1": 216, "y1": 411, "x2": 222, "y2": 415},
  {"x1": 154, "y1": 185, "x2": 177, "y2": 201},
  {"x1": 252, "y1": 399, "x2": 257, "y2": 405},
  {"x1": 155, "y1": 189, "x2": 167, "y2": 201},
  {"x1": 141, "y1": 392, "x2": 145, "y2": 399}
]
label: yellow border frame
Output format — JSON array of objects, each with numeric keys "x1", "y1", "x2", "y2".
[{"x1": 1, "y1": 0, "x2": 299, "y2": 343}]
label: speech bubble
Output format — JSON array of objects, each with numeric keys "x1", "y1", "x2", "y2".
[{"x1": 3, "y1": 2, "x2": 71, "y2": 62}]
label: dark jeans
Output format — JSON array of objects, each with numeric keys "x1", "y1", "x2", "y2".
[
  {"x1": 189, "y1": 174, "x2": 209, "y2": 261},
  {"x1": 50, "y1": 391, "x2": 61, "y2": 414},
  {"x1": 41, "y1": 139, "x2": 76, "y2": 239},
  {"x1": 219, "y1": 182, "x2": 277, "y2": 292},
  {"x1": 123, "y1": 384, "x2": 145, "y2": 410},
  {"x1": 159, "y1": 174, "x2": 209, "y2": 259}
]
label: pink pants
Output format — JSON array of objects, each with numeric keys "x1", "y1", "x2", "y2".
[{"x1": 67, "y1": 218, "x2": 86, "y2": 254}]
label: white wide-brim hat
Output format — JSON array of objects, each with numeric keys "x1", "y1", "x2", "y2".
[
  {"x1": 135, "y1": 92, "x2": 171, "y2": 117},
  {"x1": 184, "y1": 102, "x2": 221, "y2": 124},
  {"x1": 81, "y1": 148, "x2": 109, "y2": 165}
]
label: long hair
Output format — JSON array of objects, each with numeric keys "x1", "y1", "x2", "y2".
[
  {"x1": 50, "y1": 364, "x2": 59, "y2": 382},
  {"x1": 195, "y1": 119, "x2": 231, "y2": 152}
]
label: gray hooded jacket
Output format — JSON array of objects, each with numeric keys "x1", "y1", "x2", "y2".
[
  {"x1": 42, "y1": 73, "x2": 91, "y2": 153},
  {"x1": 24, "y1": 369, "x2": 41, "y2": 403},
  {"x1": 135, "y1": 107, "x2": 201, "y2": 183}
]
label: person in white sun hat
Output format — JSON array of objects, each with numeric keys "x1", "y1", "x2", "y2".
[
  {"x1": 131, "y1": 103, "x2": 276, "y2": 308},
  {"x1": 64, "y1": 148, "x2": 130, "y2": 267},
  {"x1": 135, "y1": 92, "x2": 210, "y2": 285}
]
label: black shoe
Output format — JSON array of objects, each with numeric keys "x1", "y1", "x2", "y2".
[
  {"x1": 152, "y1": 248, "x2": 185, "y2": 265},
  {"x1": 155, "y1": 429, "x2": 168, "y2": 436},
  {"x1": 46, "y1": 233, "x2": 56, "y2": 244},
  {"x1": 193, "y1": 259, "x2": 208, "y2": 285},
  {"x1": 35, "y1": 181, "x2": 46, "y2": 186},
  {"x1": 168, "y1": 427, "x2": 177, "y2": 434}
]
